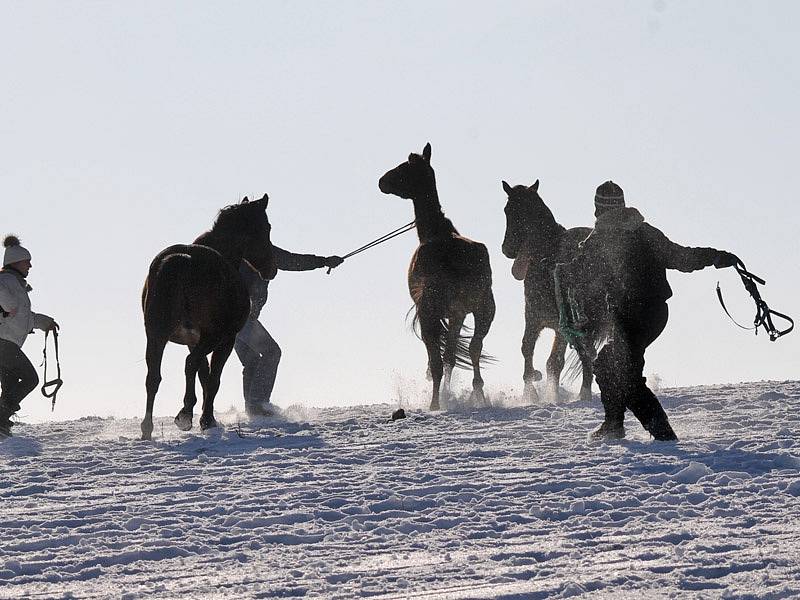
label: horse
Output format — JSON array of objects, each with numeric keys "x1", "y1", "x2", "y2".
[
  {"x1": 501, "y1": 180, "x2": 595, "y2": 403},
  {"x1": 140, "y1": 195, "x2": 278, "y2": 440},
  {"x1": 379, "y1": 143, "x2": 495, "y2": 411}
]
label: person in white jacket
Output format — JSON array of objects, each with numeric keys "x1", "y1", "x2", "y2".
[{"x1": 0, "y1": 235, "x2": 58, "y2": 437}]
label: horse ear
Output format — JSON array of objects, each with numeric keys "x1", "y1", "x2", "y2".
[
  {"x1": 530, "y1": 179, "x2": 540, "y2": 192},
  {"x1": 422, "y1": 143, "x2": 432, "y2": 162},
  {"x1": 257, "y1": 193, "x2": 269, "y2": 208},
  {"x1": 502, "y1": 181, "x2": 513, "y2": 195},
  {"x1": 241, "y1": 196, "x2": 249, "y2": 204}
]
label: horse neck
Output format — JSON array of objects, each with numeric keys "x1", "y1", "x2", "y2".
[
  {"x1": 524, "y1": 203, "x2": 567, "y2": 258},
  {"x1": 194, "y1": 230, "x2": 243, "y2": 265},
  {"x1": 411, "y1": 190, "x2": 458, "y2": 242}
]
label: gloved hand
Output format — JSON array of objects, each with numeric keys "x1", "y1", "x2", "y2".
[
  {"x1": 713, "y1": 251, "x2": 740, "y2": 269},
  {"x1": 37, "y1": 315, "x2": 59, "y2": 332},
  {"x1": 324, "y1": 256, "x2": 344, "y2": 270}
]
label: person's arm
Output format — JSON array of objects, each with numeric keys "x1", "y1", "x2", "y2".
[
  {"x1": 0, "y1": 279, "x2": 19, "y2": 317},
  {"x1": 643, "y1": 223, "x2": 737, "y2": 272},
  {"x1": 273, "y1": 246, "x2": 342, "y2": 272}
]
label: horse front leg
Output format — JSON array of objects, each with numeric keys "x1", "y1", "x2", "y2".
[
  {"x1": 470, "y1": 293, "x2": 496, "y2": 408},
  {"x1": 200, "y1": 338, "x2": 235, "y2": 431},
  {"x1": 142, "y1": 335, "x2": 168, "y2": 440},
  {"x1": 174, "y1": 351, "x2": 208, "y2": 431},
  {"x1": 521, "y1": 316, "x2": 544, "y2": 403}
]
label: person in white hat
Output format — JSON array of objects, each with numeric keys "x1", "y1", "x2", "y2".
[{"x1": 0, "y1": 234, "x2": 59, "y2": 437}]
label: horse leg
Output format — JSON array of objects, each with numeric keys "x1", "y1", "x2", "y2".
[
  {"x1": 470, "y1": 293, "x2": 496, "y2": 408},
  {"x1": 141, "y1": 335, "x2": 168, "y2": 440},
  {"x1": 420, "y1": 314, "x2": 444, "y2": 411},
  {"x1": 522, "y1": 319, "x2": 544, "y2": 403},
  {"x1": 441, "y1": 312, "x2": 466, "y2": 403},
  {"x1": 199, "y1": 338, "x2": 235, "y2": 431},
  {"x1": 576, "y1": 339, "x2": 595, "y2": 403},
  {"x1": 544, "y1": 333, "x2": 567, "y2": 402},
  {"x1": 174, "y1": 351, "x2": 207, "y2": 431}
]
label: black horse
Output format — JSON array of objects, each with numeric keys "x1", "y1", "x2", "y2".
[
  {"x1": 140, "y1": 195, "x2": 277, "y2": 440},
  {"x1": 501, "y1": 180, "x2": 595, "y2": 402},
  {"x1": 380, "y1": 143, "x2": 496, "y2": 410}
]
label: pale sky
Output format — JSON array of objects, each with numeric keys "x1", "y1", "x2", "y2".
[{"x1": 2, "y1": 0, "x2": 797, "y2": 423}]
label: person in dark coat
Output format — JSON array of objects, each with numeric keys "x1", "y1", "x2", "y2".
[
  {"x1": 237, "y1": 246, "x2": 342, "y2": 418},
  {"x1": 571, "y1": 181, "x2": 738, "y2": 440}
]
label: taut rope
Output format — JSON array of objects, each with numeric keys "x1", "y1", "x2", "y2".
[{"x1": 329, "y1": 220, "x2": 416, "y2": 273}]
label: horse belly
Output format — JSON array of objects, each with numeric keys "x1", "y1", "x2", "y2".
[{"x1": 169, "y1": 325, "x2": 201, "y2": 347}]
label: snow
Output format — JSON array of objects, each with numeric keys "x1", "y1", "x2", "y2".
[{"x1": 2, "y1": 380, "x2": 800, "y2": 598}]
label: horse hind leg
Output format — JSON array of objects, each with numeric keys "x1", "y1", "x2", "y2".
[
  {"x1": 142, "y1": 335, "x2": 168, "y2": 440},
  {"x1": 420, "y1": 314, "x2": 444, "y2": 411},
  {"x1": 469, "y1": 293, "x2": 496, "y2": 408},
  {"x1": 545, "y1": 333, "x2": 568, "y2": 403},
  {"x1": 174, "y1": 351, "x2": 208, "y2": 431},
  {"x1": 577, "y1": 338, "x2": 596, "y2": 403},
  {"x1": 199, "y1": 338, "x2": 235, "y2": 431},
  {"x1": 441, "y1": 313, "x2": 466, "y2": 404}
]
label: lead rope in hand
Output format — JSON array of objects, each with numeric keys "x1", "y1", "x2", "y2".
[
  {"x1": 716, "y1": 260, "x2": 794, "y2": 341},
  {"x1": 41, "y1": 329, "x2": 63, "y2": 411},
  {"x1": 328, "y1": 220, "x2": 416, "y2": 273}
]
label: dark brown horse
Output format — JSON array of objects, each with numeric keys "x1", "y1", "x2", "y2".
[
  {"x1": 501, "y1": 180, "x2": 595, "y2": 402},
  {"x1": 140, "y1": 195, "x2": 277, "y2": 440},
  {"x1": 379, "y1": 143, "x2": 495, "y2": 410}
]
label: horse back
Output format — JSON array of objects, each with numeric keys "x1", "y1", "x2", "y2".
[
  {"x1": 143, "y1": 244, "x2": 249, "y2": 350},
  {"x1": 408, "y1": 234, "x2": 492, "y2": 312}
]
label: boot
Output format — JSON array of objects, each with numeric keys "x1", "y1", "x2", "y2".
[
  {"x1": 246, "y1": 402, "x2": 274, "y2": 419},
  {"x1": 591, "y1": 419, "x2": 625, "y2": 440},
  {"x1": 647, "y1": 415, "x2": 678, "y2": 441}
]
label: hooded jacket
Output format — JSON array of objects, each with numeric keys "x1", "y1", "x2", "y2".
[
  {"x1": 576, "y1": 207, "x2": 722, "y2": 307},
  {"x1": 0, "y1": 268, "x2": 53, "y2": 347}
]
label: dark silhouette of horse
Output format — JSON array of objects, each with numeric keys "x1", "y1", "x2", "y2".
[
  {"x1": 501, "y1": 180, "x2": 595, "y2": 402},
  {"x1": 140, "y1": 195, "x2": 277, "y2": 440},
  {"x1": 379, "y1": 143, "x2": 495, "y2": 410}
]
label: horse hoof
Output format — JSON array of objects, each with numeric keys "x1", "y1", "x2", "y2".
[
  {"x1": 579, "y1": 388, "x2": 593, "y2": 403},
  {"x1": 523, "y1": 383, "x2": 539, "y2": 404},
  {"x1": 174, "y1": 411, "x2": 193, "y2": 431},
  {"x1": 200, "y1": 418, "x2": 219, "y2": 431},
  {"x1": 140, "y1": 421, "x2": 153, "y2": 440},
  {"x1": 140, "y1": 431, "x2": 152, "y2": 441},
  {"x1": 429, "y1": 402, "x2": 441, "y2": 411}
]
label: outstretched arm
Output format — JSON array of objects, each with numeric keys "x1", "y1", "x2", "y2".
[
  {"x1": 643, "y1": 224, "x2": 737, "y2": 272},
  {"x1": 273, "y1": 245, "x2": 343, "y2": 272}
]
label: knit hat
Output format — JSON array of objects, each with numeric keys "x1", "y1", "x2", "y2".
[
  {"x1": 3, "y1": 235, "x2": 32, "y2": 267},
  {"x1": 594, "y1": 181, "x2": 625, "y2": 208}
]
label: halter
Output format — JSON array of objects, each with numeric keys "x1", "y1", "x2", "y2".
[
  {"x1": 716, "y1": 261, "x2": 794, "y2": 341},
  {"x1": 41, "y1": 329, "x2": 63, "y2": 410}
]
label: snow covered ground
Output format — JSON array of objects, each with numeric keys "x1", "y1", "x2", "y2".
[{"x1": 2, "y1": 380, "x2": 800, "y2": 599}]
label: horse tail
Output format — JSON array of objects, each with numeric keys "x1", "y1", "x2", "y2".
[
  {"x1": 561, "y1": 331, "x2": 607, "y2": 386},
  {"x1": 143, "y1": 252, "x2": 192, "y2": 334},
  {"x1": 407, "y1": 308, "x2": 495, "y2": 369}
]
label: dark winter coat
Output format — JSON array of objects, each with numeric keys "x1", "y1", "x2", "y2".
[
  {"x1": 240, "y1": 245, "x2": 328, "y2": 319},
  {"x1": 572, "y1": 207, "x2": 724, "y2": 312}
]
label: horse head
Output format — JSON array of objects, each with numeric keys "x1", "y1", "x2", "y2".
[
  {"x1": 215, "y1": 194, "x2": 278, "y2": 281},
  {"x1": 501, "y1": 179, "x2": 543, "y2": 259},
  {"x1": 379, "y1": 142, "x2": 436, "y2": 199}
]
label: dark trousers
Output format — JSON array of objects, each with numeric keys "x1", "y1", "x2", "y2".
[
  {"x1": 234, "y1": 320, "x2": 281, "y2": 410},
  {"x1": 593, "y1": 302, "x2": 675, "y2": 439},
  {"x1": 0, "y1": 339, "x2": 39, "y2": 423}
]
